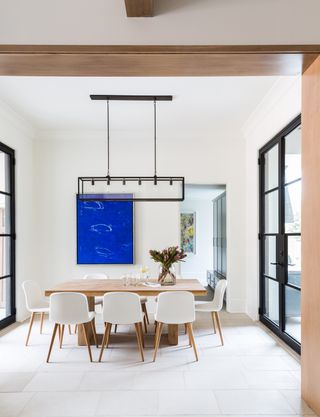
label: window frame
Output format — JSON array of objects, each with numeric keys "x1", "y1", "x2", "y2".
[{"x1": 0, "y1": 141, "x2": 16, "y2": 330}]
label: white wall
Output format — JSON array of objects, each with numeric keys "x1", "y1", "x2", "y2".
[
  {"x1": 0, "y1": 76, "x2": 301, "y2": 321},
  {"x1": 243, "y1": 76, "x2": 301, "y2": 320},
  {"x1": 0, "y1": 0, "x2": 320, "y2": 44},
  {"x1": 0, "y1": 101, "x2": 35, "y2": 321},
  {"x1": 180, "y1": 199, "x2": 213, "y2": 285},
  {"x1": 33, "y1": 128, "x2": 246, "y2": 313}
]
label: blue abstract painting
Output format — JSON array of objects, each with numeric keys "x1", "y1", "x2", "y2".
[{"x1": 77, "y1": 194, "x2": 134, "y2": 264}]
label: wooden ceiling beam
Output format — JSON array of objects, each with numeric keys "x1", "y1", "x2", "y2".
[
  {"x1": 124, "y1": 0, "x2": 154, "y2": 17},
  {"x1": 0, "y1": 45, "x2": 318, "y2": 77}
]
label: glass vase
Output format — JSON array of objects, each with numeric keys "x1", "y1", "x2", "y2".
[{"x1": 158, "y1": 264, "x2": 176, "y2": 286}]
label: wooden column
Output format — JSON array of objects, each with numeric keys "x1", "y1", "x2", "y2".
[{"x1": 301, "y1": 55, "x2": 320, "y2": 415}]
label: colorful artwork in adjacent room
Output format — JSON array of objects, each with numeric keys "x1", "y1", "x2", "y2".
[
  {"x1": 180, "y1": 212, "x2": 196, "y2": 254},
  {"x1": 77, "y1": 194, "x2": 134, "y2": 264}
]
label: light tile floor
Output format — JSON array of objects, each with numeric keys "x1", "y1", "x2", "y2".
[{"x1": 0, "y1": 309, "x2": 314, "y2": 417}]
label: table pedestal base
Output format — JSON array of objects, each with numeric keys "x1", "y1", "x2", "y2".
[
  {"x1": 78, "y1": 296, "x2": 95, "y2": 346},
  {"x1": 77, "y1": 296, "x2": 180, "y2": 346},
  {"x1": 167, "y1": 324, "x2": 179, "y2": 345}
]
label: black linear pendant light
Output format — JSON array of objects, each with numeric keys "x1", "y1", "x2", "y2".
[{"x1": 77, "y1": 95, "x2": 185, "y2": 202}]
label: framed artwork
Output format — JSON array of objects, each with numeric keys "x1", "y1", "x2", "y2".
[
  {"x1": 180, "y1": 212, "x2": 196, "y2": 254},
  {"x1": 77, "y1": 194, "x2": 134, "y2": 264}
]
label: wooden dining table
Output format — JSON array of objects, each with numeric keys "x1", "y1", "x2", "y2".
[{"x1": 45, "y1": 278, "x2": 207, "y2": 346}]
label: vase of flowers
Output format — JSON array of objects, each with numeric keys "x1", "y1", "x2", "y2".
[{"x1": 149, "y1": 246, "x2": 187, "y2": 286}]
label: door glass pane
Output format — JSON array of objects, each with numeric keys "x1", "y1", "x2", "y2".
[
  {"x1": 0, "y1": 237, "x2": 11, "y2": 277},
  {"x1": 0, "y1": 152, "x2": 10, "y2": 193},
  {"x1": 217, "y1": 199, "x2": 221, "y2": 273},
  {"x1": 264, "y1": 145, "x2": 278, "y2": 191},
  {"x1": 0, "y1": 194, "x2": 11, "y2": 234},
  {"x1": 285, "y1": 126, "x2": 301, "y2": 184},
  {"x1": 221, "y1": 195, "x2": 226, "y2": 275},
  {"x1": 285, "y1": 180, "x2": 301, "y2": 233},
  {"x1": 285, "y1": 286, "x2": 301, "y2": 342},
  {"x1": 287, "y1": 236, "x2": 301, "y2": 287},
  {"x1": 264, "y1": 236, "x2": 277, "y2": 278},
  {"x1": 265, "y1": 278, "x2": 279, "y2": 325},
  {"x1": 0, "y1": 278, "x2": 11, "y2": 320},
  {"x1": 265, "y1": 190, "x2": 279, "y2": 233}
]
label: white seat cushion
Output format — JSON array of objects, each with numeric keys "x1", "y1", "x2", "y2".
[
  {"x1": 30, "y1": 307, "x2": 50, "y2": 313},
  {"x1": 195, "y1": 302, "x2": 217, "y2": 312}
]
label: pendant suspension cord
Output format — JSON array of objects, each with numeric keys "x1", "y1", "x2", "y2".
[
  {"x1": 154, "y1": 99, "x2": 157, "y2": 177},
  {"x1": 106, "y1": 100, "x2": 110, "y2": 177}
]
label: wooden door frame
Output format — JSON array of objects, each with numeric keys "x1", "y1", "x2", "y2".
[
  {"x1": 0, "y1": 45, "x2": 319, "y2": 76},
  {"x1": 0, "y1": 42, "x2": 319, "y2": 412}
]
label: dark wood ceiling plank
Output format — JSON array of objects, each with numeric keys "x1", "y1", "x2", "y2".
[{"x1": 124, "y1": 0, "x2": 154, "y2": 17}]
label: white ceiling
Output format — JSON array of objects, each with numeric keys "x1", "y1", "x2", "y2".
[
  {"x1": 0, "y1": 0, "x2": 319, "y2": 45},
  {"x1": 0, "y1": 76, "x2": 285, "y2": 132}
]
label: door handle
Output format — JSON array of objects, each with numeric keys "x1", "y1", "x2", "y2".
[{"x1": 270, "y1": 262, "x2": 284, "y2": 266}]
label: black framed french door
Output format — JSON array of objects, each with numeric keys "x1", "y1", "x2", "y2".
[
  {"x1": 259, "y1": 115, "x2": 301, "y2": 354},
  {"x1": 0, "y1": 142, "x2": 15, "y2": 330}
]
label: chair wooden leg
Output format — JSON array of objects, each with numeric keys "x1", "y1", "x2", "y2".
[
  {"x1": 153, "y1": 322, "x2": 163, "y2": 362},
  {"x1": 154, "y1": 321, "x2": 158, "y2": 347},
  {"x1": 99, "y1": 323, "x2": 111, "y2": 362},
  {"x1": 134, "y1": 323, "x2": 145, "y2": 362},
  {"x1": 46, "y1": 323, "x2": 59, "y2": 363},
  {"x1": 68, "y1": 324, "x2": 72, "y2": 335},
  {"x1": 138, "y1": 322, "x2": 145, "y2": 348},
  {"x1": 141, "y1": 302, "x2": 150, "y2": 324},
  {"x1": 74, "y1": 324, "x2": 78, "y2": 334},
  {"x1": 143, "y1": 314, "x2": 148, "y2": 333},
  {"x1": 187, "y1": 326, "x2": 192, "y2": 346},
  {"x1": 58, "y1": 324, "x2": 61, "y2": 344},
  {"x1": 214, "y1": 312, "x2": 224, "y2": 346},
  {"x1": 82, "y1": 324, "x2": 93, "y2": 362},
  {"x1": 106, "y1": 322, "x2": 112, "y2": 348},
  {"x1": 25, "y1": 312, "x2": 36, "y2": 346},
  {"x1": 40, "y1": 312, "x2": 45, "y2": 334},
  {"x1": 59, "y1": 324, "x2": 65, "y2": 348},
  {"x1": 91, "y1": 320, "x2": 99, "y2": 348},
  {"x1": 186, "y1": 323, "x2": 198, "y2": 361},
  {"x1": 184, "y1": 323, "x2": 188, "y2": 334},
  {"x1": 211, "y1": 312, "x2": 217, "y2": 334}
]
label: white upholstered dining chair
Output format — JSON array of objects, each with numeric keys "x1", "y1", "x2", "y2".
[
  {"x1": 195, "y1": 279, "x2": 227, "y2": 345},
  {"x1": 47, "y1": 292, "x2": 98, "y2": 362},
  {"x1": 72, "y1": 273, "x2": 108, "y2": 334},
  {"x1": 22, "y1": 280, "x2": 50, "y2": 346},
  {"x1": 83, "y1": 272, "x2": 108, "y2": 307},
  {"x1": 99, "y1": 292, "x2": 145, "y2": 362},
  {"x1": 80, "y1": 272, "x2": 149, "y2": 334},
  {"x1": 153, "y1": 291, "x2": 198, "y2": 362}
]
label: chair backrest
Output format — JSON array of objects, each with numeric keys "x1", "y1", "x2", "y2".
[
  {"x1": 102, "y1": 292, "x2": 142, "y2": 325},
  {"x1": 211, "y1": 279, "x2": 227, "y2": 311},
  {"x1": 49, "y1": 292, "x2": 90, "y2": 325},
  {"x1": 83, "y1": 273, "x2": 108, "y2": 280},
  {"x1": 22, "y1": 280, "x2": 44, "y2": 311},
  {"x1": 155, "y1": 291, "x2": 195, "y2": 324}
]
